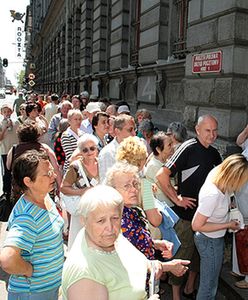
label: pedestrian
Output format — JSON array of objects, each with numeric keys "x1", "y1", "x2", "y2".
[
  {"x1": 156, "y1": 115, "x2": 222, "y2": 300},
  {"x1": 192, "y1": 154, "x2": 248, "y2": 299},
  {"x1": 0, "y1": 150, "x2": 64, "y2": 300},
  {"x1": 13, "y1": 92, "x2": 25, "y2": 116},
  {"x1": 0, "y1": 104, "x2": 19, "y2": 201}
]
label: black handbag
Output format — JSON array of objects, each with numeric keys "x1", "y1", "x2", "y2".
[{"x1": 0, "y1": 193, "x2": 13, "y2": 222}]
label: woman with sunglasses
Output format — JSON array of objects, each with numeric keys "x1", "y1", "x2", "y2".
[
  {"x1": 17, "y1": 103, "x2": 27, "y2": 124},
  {"x1": 61, "y1": 134, "x2": 99, "y2": 250}
]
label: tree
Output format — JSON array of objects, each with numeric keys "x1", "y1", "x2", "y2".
[{"x1": 18, "y1": 70, "x2": 25, "y2": 88}]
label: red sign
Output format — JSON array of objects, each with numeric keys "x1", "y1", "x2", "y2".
[
  {"x1": 29, "y1": 73, "x2": 35, "y2": 80},
  {"x1": 192, "y1": 51, "x2": 222, "y2": 73}
]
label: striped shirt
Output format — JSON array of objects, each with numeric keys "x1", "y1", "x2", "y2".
[
  {"x1": 4, "y1": 195, "x2": 64, "y2": 293},
  {"x1": 61, "y1": 129, "x2": 82, "y2": 173}
]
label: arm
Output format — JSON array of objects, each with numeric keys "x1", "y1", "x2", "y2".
[
  {"x1": 61, "y1": 179, "x2": 89, "y2": 196},
  {"x1": 67, "y1": 278, "x2": 108, "y2": 300},
  {"x1": 0, "y1": 126, "x2": 8, "y2": 141},
  {"x1": 156, "y1": 167, "x2": 196, "y2": 209},
  {"x1": 6, "y1": 147, "x2": 13, "y2": 170},
  {"x1": 48, "y1": 116, "x2": 58, "y2": 142},
  {"x1": 162, "y1": 259, "x2": 190, "y2": 277},
  {"x1": 42, "y1": 143, "x2": 62, "y2": 190},
  {"x1": 0, "y1": 246, "x2": 33, "y2": 277},
  {"x1": 236, "y1": 125, "x2": 248, "y2": 147},
  {"x1": 145, "y1": 208, "x2": 162, "y2": 227},
  {"x1": 192, "y1": 211, "x2": 240, "y2": 232}
]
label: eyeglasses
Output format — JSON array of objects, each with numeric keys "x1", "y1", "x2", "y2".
[
  {"x1": 20, "y1": 108, "x2": 25, "y2": 111},
  {"x1": 43, "y1": 169, "x2": 56, "y2": 178},
  {"x1": 82, "y1": 146, "x2": 97, "y2": 153},
  {"x1": 120, "y1": 181, "x2": 140, "y2": 191}
]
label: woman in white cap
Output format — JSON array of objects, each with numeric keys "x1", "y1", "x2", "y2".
[{"x1": 0, "y1": 104, "x2": 19, "y2": 201}]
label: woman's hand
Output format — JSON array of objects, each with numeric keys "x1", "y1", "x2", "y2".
[
  {"x1": 162, "y1": 259, "x2": 190, "y2": 277},
  {"x1": 228, "y1": 220, "x2": 240, "y2": 231},
  {"x1": 148, "y1": 260, "x2": 163, "y2": 280},
  {"x1": 153, "y1": 239, "x2": 173, "y2": 259}
]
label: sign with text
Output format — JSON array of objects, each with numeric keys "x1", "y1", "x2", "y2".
[
  {"x1": 192, "y1": 51, "x2": 222, "y2": 73},
  {"x1": 16, "y1": 26, "x2": 24, "y2": 58}
]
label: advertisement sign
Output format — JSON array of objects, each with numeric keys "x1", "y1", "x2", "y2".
[{"x1": 192, "y1": 51, "x2": 222, "y2": 73}]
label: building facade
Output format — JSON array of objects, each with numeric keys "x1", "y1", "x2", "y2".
[{"x1": 25, "y1": 0, "x2": 248, "y2": 154}]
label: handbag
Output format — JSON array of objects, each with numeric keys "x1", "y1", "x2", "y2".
[
  {"x1": 0, "y1": 193, "x2": 13, "y2": 222},
  {"x1": 60, "y1": 161, "x2": 91, "y2": 215},
  {"x1": 228, "y1": 197, "x2": 245, "y2": 233}
]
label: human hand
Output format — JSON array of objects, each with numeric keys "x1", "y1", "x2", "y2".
[
  {"x1": 154, "y1": 240, "x2": 173, "y2": 259},
  {"x1": 164, "y1": 259, "x2": 190, "y2": 277},
  {"x1": 228, "y1": 220, "x2": 240, "y2": 231},
  {"x1": 176, "y1": 195, "x2": 196, "y2": 209},
  {"x1": 149, "y1": 260, "x2": 163, "y2": 280},
  {"x1": 24, "y1": 262, "x2": 33, "y2": 277}
]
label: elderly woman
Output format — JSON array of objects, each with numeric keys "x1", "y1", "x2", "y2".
[
  {"x1": 106, "y1": 162, "x2": 190, "y2": 272},
  {"x1": 116, "y1": 136, "x2": 162, "y2": 228},
  {"x1": 145, "y1": 131, "x2": 174, "y2": 207},
  {"x1": 62, "y1": 185, "x2": 163, "y2": 300},
  {"x1": 192, "y1": 154, "x2": 248, "y2": 299},
  {"x1": 92, "y1": 111, "x2": 109, "y2": 150},
  {"x1": 61, "y1": 133, "x2": 99, "y2": 250},
  {"x1": 61, "y1": 109, "x2": 83, "y2": 173},
  {"x1": 166, "y1": 122, "x2": 188, "y2": 151},
  {"x1": 0, "y1": 150, "x2": 64, "y2": 299}
]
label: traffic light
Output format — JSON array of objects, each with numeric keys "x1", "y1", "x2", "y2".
[{"x1": 3, "y1": 58, "x2": 8, "y2": 67}]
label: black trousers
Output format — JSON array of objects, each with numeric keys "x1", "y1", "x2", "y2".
[{"x1": 1, "y1": 154, "x2": 12, "y2": 197}]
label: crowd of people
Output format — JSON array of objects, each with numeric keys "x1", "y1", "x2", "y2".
[{"x1": 0, "y1": 90, "x2": 247, "y2": 300}]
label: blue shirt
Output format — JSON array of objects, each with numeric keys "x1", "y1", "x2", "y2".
[{"x1": 4, "y1": 195, "x2": 64, "y2": 293}]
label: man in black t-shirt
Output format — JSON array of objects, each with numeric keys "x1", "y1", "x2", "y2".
[{"x1": 157, "y1": 115, "x2": 222, "y2": 300}]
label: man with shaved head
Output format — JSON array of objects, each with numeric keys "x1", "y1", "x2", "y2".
[{"x1": 156, "y1": 115, "x2": 222, "y2": 300}]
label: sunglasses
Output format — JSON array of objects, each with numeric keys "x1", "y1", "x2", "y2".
[{"x1": 82, "y1": 146, "x2": 97, "y2": 153}]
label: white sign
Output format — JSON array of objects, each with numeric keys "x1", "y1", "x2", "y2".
[{"x1": 16, "y1": 26, "x2": 24, "y2": 58}]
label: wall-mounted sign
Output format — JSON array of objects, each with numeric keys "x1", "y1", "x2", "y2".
[
  {"x1": 28, "y1": 73, "x2": 35, "y2": 80},
  {"x1": 192, "y1": 51, "x2": 222, "y2": 73},
  {"x1": 16, "y1": 26, "x2": 24, "y2": 58},
  {"x1": 29, "y1": 80, "x2": 35, "y2": 87}
]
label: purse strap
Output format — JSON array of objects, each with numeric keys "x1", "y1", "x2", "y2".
[{"x1": 76, "y1": 160, "x2": 91, "y2": 187}]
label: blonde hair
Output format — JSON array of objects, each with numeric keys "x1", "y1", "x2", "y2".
[
  {"x1": 116, "y1": 136, "x2": 147, "y2": 168},
  {"x1": 212, "y1": 154, "x2": 248, "y2": 193}
]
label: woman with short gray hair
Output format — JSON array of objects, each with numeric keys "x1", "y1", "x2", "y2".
[
  {"x1": 62, "y1": 185, "x2": 162, "y2": 300},
  {"x1": 61, "y1": 133, "x2": 99, "y2": 250}
]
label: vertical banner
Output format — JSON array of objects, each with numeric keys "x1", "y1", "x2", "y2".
[{"x1": 16, "y1": 26, "x2": 24, "y2": 58}]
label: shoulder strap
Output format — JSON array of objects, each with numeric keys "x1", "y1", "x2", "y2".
[{"x1": 76, "y1": 160, "x2": 91, "y2": 187}]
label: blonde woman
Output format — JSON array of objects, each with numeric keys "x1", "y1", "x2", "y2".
[{"x1": 192, "y1": 154, "x2": 248, "y2": 300}]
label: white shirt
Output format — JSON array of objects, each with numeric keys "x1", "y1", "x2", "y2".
[
  {"x1": 197, "y1": 167, "x2": 230, "y2": 238},
  {"x1": 98, "y1": 138, "x2": 119, "y2": 183}
]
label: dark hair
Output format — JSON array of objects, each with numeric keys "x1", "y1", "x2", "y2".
[
  {"x1": 51, "y1": 93, "x2": 59, "y2": 101},
  {"x1": 138, "y1": 119, "x2": 154, "y2": 136},
  {"x1": 25, "y1": 103, "x2": 38, "y2": 116},
  {"x1": 150, "y1": 131, "x2": 169, "y2": 156},
  {"x1": 12, "y1": 150, "x2": 49, "y2": 192},
  {"x1": 17, "y1": 122, "x2": 40, "y2": 142},
  {"x1": 167, "y1": 122, "x2": 188, "y2": 143},
  {"x1": 92, "y1": 112, "x2": 109, "y2": 131}
]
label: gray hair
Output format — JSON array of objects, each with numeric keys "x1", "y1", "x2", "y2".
[
  {"x1": 106, "y1": 161, "x2": 139, "y2": 188},
  {"x1": 197, "y1": 114, "x2": 218, "y2": 126},
  {"x1": 77, "y1": 133, "x2": 99, "y2": 152},
  {"x1": 67, "y1": 109, "x2": 83, "y2": 121},
  {"x1": 167, "y1": 122, "x2": 188, "y2": 143},
  {"x1": 61, "y1": 100, "x2": 73, "y2": 109},
  {"x1": 77, "y1": 185, "x2": 124, "y2": 218}
]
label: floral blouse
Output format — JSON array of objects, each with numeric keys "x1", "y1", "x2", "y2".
[{"x1": 121, "y1": 206, "x2": 155, "y2": 260}]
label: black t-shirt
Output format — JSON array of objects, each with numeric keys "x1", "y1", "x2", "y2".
[{"x1": 164, "y1": 138, "x2": 222, "y2": 221}]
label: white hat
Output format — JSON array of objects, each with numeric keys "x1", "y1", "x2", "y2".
[
  {"x1": 117, "y1": 105, "x2": 130, "y2": 114},
  {"x1": 85, "y1": 102, "x2": 101, "y2": 113}
]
